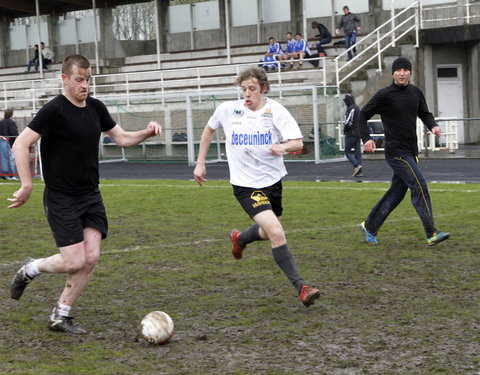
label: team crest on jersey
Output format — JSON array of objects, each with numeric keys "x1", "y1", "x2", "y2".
[
  {"x1": 250, "y1": 190, "x2": 270, "y2": 208},
  {"x1": 262, "y1": 108, "x2": 273, "y2": 118},
  {"x1": 232, "y1": 109, "x2": 245, "y2": 118}
]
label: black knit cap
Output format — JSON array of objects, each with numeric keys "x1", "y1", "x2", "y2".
[{"x1": 391, "y1": 57, "x2": 412, "y2": 74}]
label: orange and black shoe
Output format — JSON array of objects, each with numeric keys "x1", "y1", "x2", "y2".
[
  {"x1": 299, "y1": 285, "x2": 321, "y2": 307},
  {"x1": 230, "y1": 230, "x2": 245, "y2": 260}
]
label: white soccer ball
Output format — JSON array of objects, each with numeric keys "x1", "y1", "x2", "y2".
[{"x1": 140, "y1": 311, "x2": 175, "y2": 345}]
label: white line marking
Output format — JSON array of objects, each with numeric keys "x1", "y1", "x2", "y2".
[{"x1": 0, "y1": 209, "x2": 474, "y2": 270}]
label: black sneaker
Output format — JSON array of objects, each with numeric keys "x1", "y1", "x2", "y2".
[
  {"x1": 11, "y1": 258, "x2": 36, "y2": 300},
  {"x1": 48, "y1": 316, "x2": 86, "y2": 335}
]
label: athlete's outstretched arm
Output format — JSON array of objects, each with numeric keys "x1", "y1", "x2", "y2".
[
  {"x1": 106, "y1": 122, "x2": 162, "y2": 148},
  {"x1": 193, "y1": 124, "x2": 216, "y2": 186}
]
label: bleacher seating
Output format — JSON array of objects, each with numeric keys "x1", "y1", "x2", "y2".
[{"x1": 0, "y1": 34, "x2": 365, "y2": 116}]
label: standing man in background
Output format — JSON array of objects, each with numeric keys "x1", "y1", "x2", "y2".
[
  {"x1": 0, "y1": 108, "x2": 19, "y2": 147},
  {"x1": 358, "y1": 56, "x2": 450, "y2": 247},
  {"x1": 336, "y1": 5, "x2": 361, "y2": 61},
  {"x1": 0, "y1": 108, "x2": 19, "y2": 179},
  {"x1": 8, "y1": 54, "x2": 162, "y2": 334},
  {"x1": 342, "y1": 94, "x2": 363, "y2": 177}
]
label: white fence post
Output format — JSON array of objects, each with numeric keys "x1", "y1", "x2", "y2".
[
  {"x1": 186, "y1": 95, "x2": 196, "y2": 166},
  {"x1": 312, "y1": 86, "x2": 320, "y2": 163}
]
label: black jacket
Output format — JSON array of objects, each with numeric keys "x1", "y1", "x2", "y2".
[
  {"x1": 0, "y1": 118, "x2": 19, "y2": 146},
  {"x1": 315, "y1": 24, "x2": 331, "y2": 40},
  {"x1": 359, "y1": 82, "x2": 437, "y2": 158},
  {"x1": 343, "y1": 94, "x2": 361, "y2": 137}
]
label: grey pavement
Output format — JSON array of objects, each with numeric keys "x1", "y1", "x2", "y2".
[{"x1": 99, "y1": 145, "x2": 480, "y2": 184}]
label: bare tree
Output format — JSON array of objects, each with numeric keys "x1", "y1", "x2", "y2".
[{"x1": 113, "y1": 3, "x2": 155, "y2": 40}]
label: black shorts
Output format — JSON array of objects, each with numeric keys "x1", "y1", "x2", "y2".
[
  {"x1": 233, "y1": 180, "x2": 283, "y2": 219},
  {"x1": 43, "y1": 187, "x2": 108, "y2": 248}
]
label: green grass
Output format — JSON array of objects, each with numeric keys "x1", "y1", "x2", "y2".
[{"x1": 0, "y1": 179, "x2": 479, "y2": 374}]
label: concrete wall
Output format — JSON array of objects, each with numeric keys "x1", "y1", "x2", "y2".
[{"x1": 419, "y1": 23, "x2": 480, "y2": 143}]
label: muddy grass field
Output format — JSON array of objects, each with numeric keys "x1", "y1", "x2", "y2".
[{"x1": 0, "y1": 180, "x2": 479, "y2": 374}]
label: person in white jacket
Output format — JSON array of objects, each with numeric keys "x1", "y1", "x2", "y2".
[{"x1": 41, "y1": 42, "x2": 55, "y2": 70}]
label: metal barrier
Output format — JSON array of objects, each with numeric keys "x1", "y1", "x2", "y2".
[
  {"x1": 421, "y1": 0, "x2": 480, "y2": 27},
  {"x1": 337, "y1": 118, "x2": 460, "y2": 153},
  {"x1": 335, "y1": 1, "x2": 420, "y2": 91}
]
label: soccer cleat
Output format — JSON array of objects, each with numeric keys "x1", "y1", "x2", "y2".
[
  {"x1": 230, "y1": 230, "x2": 245, "y2": 260},
  {"x1": 359, "y1": 222, "x2": 378, "y2": 245},
  {"x1": 11, "y1": 258, "x2": 36, "y2": 300},
  {"x1": 427, "y1": 231, "x2": 450, "y2": 246},
  {"x1": 299, "y1": 285, "x2": 320, "y2": 307},
  {"x1": 48, "y1": 316, "x2": 86, "y2": 335}
]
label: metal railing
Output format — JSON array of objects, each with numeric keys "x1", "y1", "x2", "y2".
[
  {"x1": 0, "y1": 57, "x2": 329, "y2": 110},
  {"x1": 334, "y1": 1, "x2": 420, "y2": 91},
  {"x1": 0, "y1": 1, "x2": 477, "y2": 112},
  {"x1": 421, "y1": 0, "x2": 480, "y2": 27},
  {"x1": 89, "y1": 57, "x2": 328, "y2": 105},
  {"x1": 1, "y1": 78, "x2": 62, "y2": 113},
  {"x1": 337, "y1": 118, "x2": 459, "y2": 153}
]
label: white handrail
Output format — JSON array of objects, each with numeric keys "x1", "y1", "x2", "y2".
[
  {"x1": 0, "y1": 56, "x2": 328, "y2": 109},
  {"x1": 334, "y1": 0, "x2": 420, "y2": 91},
  {"x1": 422, "y1": 0, "x2": 480, "y2": 26}
]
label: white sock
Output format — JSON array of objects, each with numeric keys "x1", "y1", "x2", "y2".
[
  {"x1": 50, "y1": 303, "x2": 71, "y2": 320},
  {"x1": 26, "y1": 258, "x2": 43, "y2": 278}
]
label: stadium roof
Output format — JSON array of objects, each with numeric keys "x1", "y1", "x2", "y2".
[{"x1": 0, "y1": 0, "x2": 152, "y2": 22}]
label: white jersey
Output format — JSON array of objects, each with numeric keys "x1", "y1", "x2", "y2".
[{"x1": 208, "y1": 98, "x2": 303, "y2": 188}]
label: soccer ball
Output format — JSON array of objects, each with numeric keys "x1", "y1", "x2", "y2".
[{"x1": 139, "y1": 311, "x2": 175, "y2": 345}]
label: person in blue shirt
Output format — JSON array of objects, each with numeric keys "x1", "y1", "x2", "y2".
[
  {"x1": 262, "y1": 37, "x2": 284, "y2": 71},
  {"x1": 279, "y1": 32, "x2": 296, "y2": 67},
  {"x1": 291, "y1": 33, "x2": 311, "y2": 69}
]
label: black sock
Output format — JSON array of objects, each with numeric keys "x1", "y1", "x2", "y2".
[
  {"x1": 271, "y1": 244, "x2": 304, "y2": 293},
  {"x1": 238, "y1": 224, "x2": 263, "y2": 247}
]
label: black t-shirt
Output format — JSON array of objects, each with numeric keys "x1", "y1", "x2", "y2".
[
  {"x1": 29, "y1": 95, "x2": 116, "y2": 193},
  {"x1": 358, "y1": 82, "x2": 437, "y2": 158}
]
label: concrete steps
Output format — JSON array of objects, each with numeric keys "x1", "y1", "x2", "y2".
[{"x1": 0, "y1": 33, "x2": 400, "y2": 113}]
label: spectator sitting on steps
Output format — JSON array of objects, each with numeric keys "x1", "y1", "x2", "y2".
[
  {"x1": 41, "y1": 42, "x2": 55, "y2": 71},
  {"x1": 262, "y1": 37, "x2": 284, "y2": 71},
  {"x1": 311, "y1": 21, "x2": 332, "y2": 57}
]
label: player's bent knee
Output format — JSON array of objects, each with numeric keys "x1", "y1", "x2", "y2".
[
  {"x1": 266, "y1": 225, "x2": 286, "y2": 244},
  {"x1": 85, "y1": 253, "x2": 100, "y2": 270},
  {"x1": 64, "y1": 259, "x2": 86, "y2": 273}
]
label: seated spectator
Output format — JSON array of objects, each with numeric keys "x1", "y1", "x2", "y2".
[
  {"x1": 291, "y1": 33, "x2": 311, "y2": 69},
  {"x1": 279, "y1": 32, "x2": 296, "y2": 68},
  {"x1": 311, "y1": 21, "x2": 332, "y2": 57},
  {"x1": 41, "y1": 42, "x2": 55, "y2": 70},
  {"x1": 261, "y1": 37, "x2": 284, "y2": 71},
  {"x1": 26, "y1": 44, "x2": 40, "y2": 72}
]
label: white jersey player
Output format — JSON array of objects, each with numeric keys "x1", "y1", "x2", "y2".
[{"x1": 193, "y1": 67, "x2": 320, "y2": 307}]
